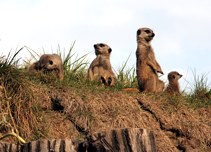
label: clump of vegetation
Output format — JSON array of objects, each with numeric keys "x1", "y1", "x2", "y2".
[
  {"x1": 62, "y1": 42, "x2": 89, "y2": 87},
  {"x1": 185, "y1": 70, "x2": 211, "y2": 108},
  {"x1": 0, "y1": 48, "x2": 45, "y2": 143},
  {"x1": 0, "y1": 43, "x2": 210, "y2": 152},
  {"x1": 115, "y1": 55, "x2": 138, "y2": 89}
]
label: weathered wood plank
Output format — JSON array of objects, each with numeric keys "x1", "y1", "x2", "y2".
[
  {"x1": 76, "y1": 128, "x2": 157, "y2": 152},
  {"x1": 0, "y1": 128, "x2": 156, "y2": 152},
  {"x1": 0, "y1": 139, "x2": 76, "y2": 152}
]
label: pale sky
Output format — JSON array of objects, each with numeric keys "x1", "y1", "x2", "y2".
[{"x1": 0, "y1": 0, "x2": 211, "y2": 91}]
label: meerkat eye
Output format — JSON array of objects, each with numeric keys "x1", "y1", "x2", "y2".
[
  {"x1": 145, "y1": 30, "x2": 151, "y2": 34},
  {"x1": 99, "y1": 43, "x2": 105, "y2": 47},
  {"x1": 108, "y1": 48, "x2": 112, "y2": 53},
  {"x1": 49, "y1": 60, "x2": 53, "y2": 65}
]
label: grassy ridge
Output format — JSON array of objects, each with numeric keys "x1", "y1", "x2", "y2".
[{"x1": 0, "y1": 44, "x2": 210, "y2": 145}]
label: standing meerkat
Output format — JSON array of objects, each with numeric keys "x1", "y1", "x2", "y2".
[
  {"x1": 28, "y1": 54, "x2": 64, "y2": 80},
  {"x1": 87, "y1": 43, "x2": 116, "y2": 86},
  {"x1": 164, "y1": 71, "x2": 183, "y2": 95},
  {"x1": 136, "y1": 27, "x2": 164, "y2": 92}
]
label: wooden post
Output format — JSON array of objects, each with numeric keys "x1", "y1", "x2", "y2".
[
  {"x1": 76, "y1": 128, "x2": 157, "y2": 152},
  {"x1": 0, "y1": 128, "x2": 156, "y2": 152},
  {"x1": 0, "y1": 139, "x2": 76, "y2": 152}
]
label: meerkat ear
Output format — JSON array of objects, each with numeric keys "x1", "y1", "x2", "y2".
[
  {"x1": 173, "y1": 75, "x2": 176, "y2": 79},
  {"x1": 108, "y1": 48, "x2": 112, "y2": 53},
  {"x1": 137, "y1": 29, "x2": 141, "y2": 35}
]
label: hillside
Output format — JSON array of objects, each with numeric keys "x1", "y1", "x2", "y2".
[{"x1": 0, "y1": 58, "x2": 211, "y2": 152}]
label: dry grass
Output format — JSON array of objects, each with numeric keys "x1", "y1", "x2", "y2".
[
  {"x1": 0, "y1": 66, "x2": 210, "y2": 151},
  {"x1": 0, "y1": 48, "x2": 210, "y2": 152},
  {"x1": 0, "y1": 68, "x2": 42, "y2": 142},
  {"x1": 137, "y1": 94, "x2": 211, "y2": 152}
]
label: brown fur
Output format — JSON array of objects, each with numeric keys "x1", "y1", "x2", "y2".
[
  {"x1": 157, "y1": 79, "x2": 165, "y2": 92},
  {"x1": 28, "y1": 54, "x2": 64, "y2": 80},
  {"x1": 136, "y1": 27, "x2": 164, "y2": 92},
  {"x1": 88, "y1": 43, "x2": 116, "y2": 86},
  {"x1": 164, "y1": 71, "x2": 182, "y2": 95}
]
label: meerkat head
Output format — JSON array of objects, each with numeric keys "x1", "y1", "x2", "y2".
[
  {"x1": 137, "y1": 27, "x2": 155, "y2": 42},
  {"x1": 168, "y1": 71, "x2": 183, "y2": 83},
  {"x1": 39, "y1": 54, "x2": 58, "y2": 70},
  {"x1": 94, "y1": 43, "x2": 112, "y2": 56}
]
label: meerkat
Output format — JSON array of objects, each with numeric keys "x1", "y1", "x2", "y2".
[
  {"x1": 28, "y1": 54, "x2": 64, "y2": 80},
  {"x1": 87, "y1": 43, "x2": 116, "y2": 86},
  {"x1": 164, "y1": 71, "x2": 183, "y2": 95},
  {"x1": 136, "y1": 27, "x2": 164, "y2": 92}
]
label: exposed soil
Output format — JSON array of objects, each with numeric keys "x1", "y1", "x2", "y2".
[{"x1": 0, "y1": 81, "x2": 211, "y2": 152}]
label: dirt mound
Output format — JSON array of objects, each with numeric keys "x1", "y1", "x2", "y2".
[
  {"x1": 33, "y1": 85, "x2": 210, "y2": 152},
  {"x1": 0, "y1": 76, "x2": 210, "y2": 151}
]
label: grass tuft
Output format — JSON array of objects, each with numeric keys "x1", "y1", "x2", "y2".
[
  {"x1": 186, "y1": 69, "x2": 211, "y2": 108},
  {"x1": 0, "y1": 50, "x2": 45, "y2": 142},
  {"x1": 116, "y1": 55, "x2": 137, "y2": 89}
]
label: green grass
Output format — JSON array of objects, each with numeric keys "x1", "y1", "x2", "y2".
[
  {"x1": 24, "y1": 43, "x2": 211, "y2": 105},
  {"x1": 0, "y1": 44, "x2": 210, "y2": 143},
  {"x1": 115, "y1": 55, "x2": 138, "y2": 89},
  {"x1": 27, "y1": 43, "x2": 138, "y2": 92},
  {"x1": 185, "y1": 69, "x2": 211, "y2": 108}
]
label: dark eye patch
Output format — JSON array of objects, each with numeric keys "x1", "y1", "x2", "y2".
[
  {"x1": 108, "y1": 48, "x2": 112, "y2": 53},
  {"x1": 145, "y1": 30, "x2": 151, "y2": 34},
  {"x1": 99, "y1": 43, "x2": 105, "y2": 47},
  {"x1": 49, "y1": 60, "x2": 53, "y2": 65}
]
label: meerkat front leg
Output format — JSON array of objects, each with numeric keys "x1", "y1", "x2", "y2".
[{"x1": 147, "y1": 60, "x2": 163, "y2": 74}]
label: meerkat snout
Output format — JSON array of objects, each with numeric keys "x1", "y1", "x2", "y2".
[
  {"x1": 174, "y1": 73, "x2": 182, "y2": 79},
  {"x1": 144, "y1": 29, "x2": 155, "y2": 37},
  {"x1": 168, "y1": 72, "x2": 183, "y2": 81}
]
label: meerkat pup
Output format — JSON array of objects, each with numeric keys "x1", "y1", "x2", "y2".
[
  {"x1": 87, "y1": 43, "x2": 116, "y2": 86},
  {"x1": 28, "y1": 54, "x2": 64, "y2": 80},
  {"x1": 164, "y1": 71, "x2": 183, "y2": 95},
  {"x1": 136, "y1": 27, "x2": 164, "y2": 92}
]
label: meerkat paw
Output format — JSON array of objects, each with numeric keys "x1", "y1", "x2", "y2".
[{"x1": 157, "y1": 70, "x2": 164, "y2": 75}]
